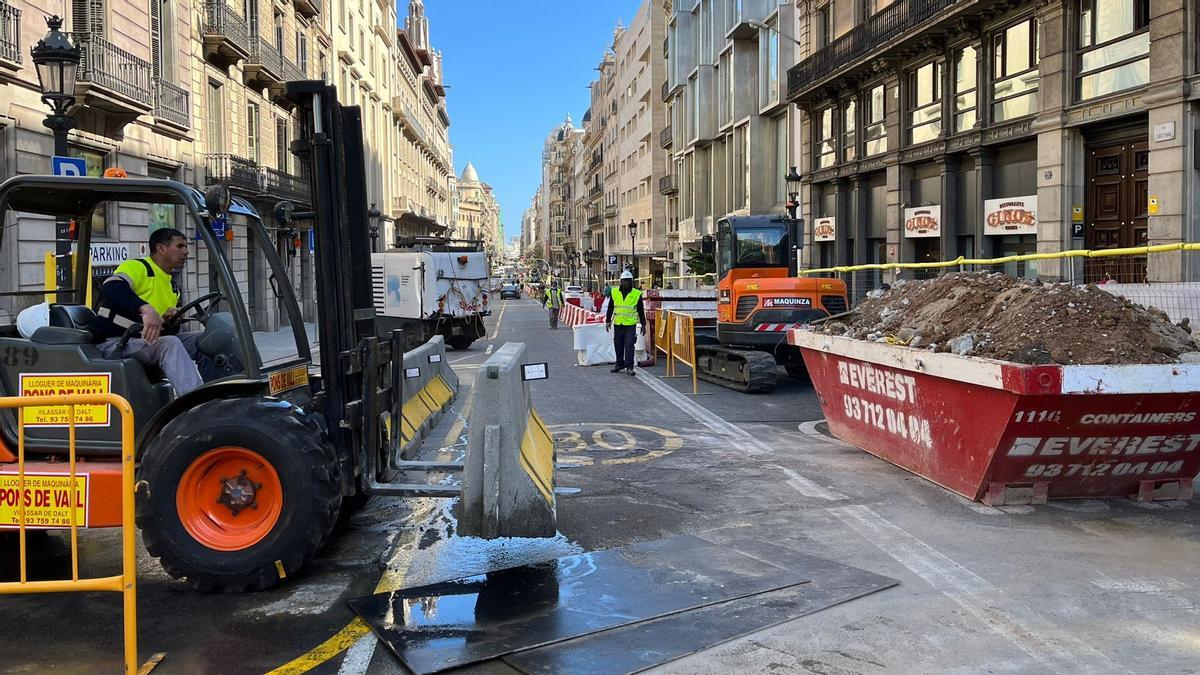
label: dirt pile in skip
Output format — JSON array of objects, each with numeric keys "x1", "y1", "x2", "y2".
[{"x1": 819, "y1": 272, "x2": 1199, "y2": 365}]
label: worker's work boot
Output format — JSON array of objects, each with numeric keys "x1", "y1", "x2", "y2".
[
  {"x1": 627, "y1": 369, "x2": 635, "y2": 376},
  {"x1": 610, "y1": 366, "x2": 622, "y2": 373}
]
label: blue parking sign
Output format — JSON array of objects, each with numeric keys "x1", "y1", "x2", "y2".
[{"x1": 51, "y1": 155, "x2": 87, "y2": 177}]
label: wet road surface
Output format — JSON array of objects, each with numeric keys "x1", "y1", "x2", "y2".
[{"x1": 4, "y1": 297, "x2": 1200, "y2": 673}]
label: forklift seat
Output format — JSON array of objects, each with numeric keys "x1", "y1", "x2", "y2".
[{"x1": 49, "y1": 304, "x2": 98, "y2": 332}]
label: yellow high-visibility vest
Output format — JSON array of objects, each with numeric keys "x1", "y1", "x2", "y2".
[{"x1": 610, "y1": 288, "x2": 641, "y2": 326}]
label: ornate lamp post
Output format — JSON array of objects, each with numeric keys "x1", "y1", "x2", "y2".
[
  {"x1": 627, "y1": 219, "x2": 637, "y2": 278},
  {"x1": 31, "y1": 15, "x2": 82, "y2": 300},
  {"x1": 785, "y1": 166, "x2": 804, "y2": 274}
]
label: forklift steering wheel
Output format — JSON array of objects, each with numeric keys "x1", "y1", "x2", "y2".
[{"x1": 169, "y1": 291, "x2": 225, "y2": 327}]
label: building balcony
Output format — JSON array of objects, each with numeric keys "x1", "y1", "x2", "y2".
[
  {"x1": 294, "y1": 0, "x2": 321, "y2": 19},
  {"x1": 604, "y1": 203, "x2": 618, "y2": 216},
  {"x1": 426, "y1": 176, "x2": 439, "y2": 195},
  {"x1": 202, "y1": 1, "x2": 251, "y2": 67},
  {"x1": 245, "y1": 36, "x2": 284, "y2": 88},
  {"x1": 0, "y1": 2, "x2": 21, "y2": 65},
  {"x1": 153, "y1": 79, "x2": 190, "y2": 130},
  {"x1": 787, "y1": 0, "x2": 964, "y2": 101},
  {"x1": 72, "y1": 32, "x2": 153, "y2": 118},
  {"x1": 205, "y1": 154, "x2": 261, "y2": 193},
  {"x1": 659, "y1": 174, "x2": 679, "y2": 195},
  {"x1": 259, "y1": 165, "x2": 309, "y2": 202},
  {"x1": 589, "y1": 152, "x2": 602, "y2": 171},
  {"x1": 661, "y1": 79, "x2": 669, "y2": 102},
  {"x1": 587, "y1": 215, "x2": 603, "y2": 228},
  {"x1": 660, "y1": 124, "x2": 673, "y2": 148},
  {"x1": 589, "y1": 184, "x2": 602, "y2": 199}
]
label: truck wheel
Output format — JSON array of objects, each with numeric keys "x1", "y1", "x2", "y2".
[
  {"x1": 447, "y1": 336, "x2": 474, "y2": 350},
  {"x1": 137, "y1": 398, "x2": 341, "y2": 593}
]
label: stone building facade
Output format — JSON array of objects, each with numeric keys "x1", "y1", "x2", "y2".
[
  {"x1": 454, "y1": 161, "x2": 501, "y2": 257},
  {"x1": 663, "y1": 0, "x2": 797, "y2": 285},
  {"x1": 787, "y1": 0, "x2": 1194, "y2": 290},
  {"x1": 0, "y1": 0, "x2": 455, "y2": 330}
]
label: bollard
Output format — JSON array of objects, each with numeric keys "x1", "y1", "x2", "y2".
[{"x1": 459, "y1": 342, "x2": 556, "y2": 538}]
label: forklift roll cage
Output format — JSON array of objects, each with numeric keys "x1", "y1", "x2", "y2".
[{"x1": 0, "y1": 175, "x2": 315, "y2": 452}]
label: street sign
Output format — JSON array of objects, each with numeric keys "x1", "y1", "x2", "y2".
[
  {"x1": 51, "y1": 155, "x2": 87, "y2": 177},
  {"x1": 607, "y1": 254, "x2": 618, "y2": 272}
]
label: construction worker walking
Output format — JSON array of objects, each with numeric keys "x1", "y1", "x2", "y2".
[
  {"x1": 543, "y1": 281, "x2": 565, "y2": 329},
  {"x1": 605, "y1": 270, "x2": 647, "y2": 375}
]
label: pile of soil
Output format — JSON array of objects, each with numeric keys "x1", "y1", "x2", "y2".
[{"x1": 819, "y1": 272, "x2": 1199, "y2": 365}]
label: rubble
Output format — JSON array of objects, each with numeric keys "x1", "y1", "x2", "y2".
[{"x1": 819, "y1": 272, "x2": 1199, "y2": 365}]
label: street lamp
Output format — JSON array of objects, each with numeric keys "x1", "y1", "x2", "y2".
[
  {"x1": 627, "y1": 219, "x2": 637, "y2": 278},
  {"x1": 367, "y1": 202, "x2": 382, "y2": 252},
  {"x1": 31, "y1": 15, "x2": 81, "y2": 301},
  {"x1": 785, "y1": 166, "x2": 802, "y2": 221}
]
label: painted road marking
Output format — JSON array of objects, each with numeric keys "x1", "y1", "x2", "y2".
[
  {"x1": 635, "y1": 371, "x2": 770, "y2": 456},
  {"x1": 830, "y1": 504, "x2": 1121, "y2": 672},
  {"x1": 267, "y1": 362, "x2": 479, "y2": 674},
  {"x1": 549, "y1": 423, "x2": 683, "y2": 466},
  {"x1": 772, "y1": 465, "x2": 847, "y2": 501}
]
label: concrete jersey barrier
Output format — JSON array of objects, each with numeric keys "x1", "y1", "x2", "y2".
[
  {"x1": 459, "y1": 342, "x2": 557, "y2": 538},
  {"x1": 393, "y1": 335, "x2": 459, "y2": 461}
]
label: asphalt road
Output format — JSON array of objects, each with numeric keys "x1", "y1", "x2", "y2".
[{"x1": 4, "y1": 297, "x2": 1200, "y2": 674}]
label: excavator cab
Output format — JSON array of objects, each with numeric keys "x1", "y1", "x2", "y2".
[{"x1": 692, "y1": 216, "x2": 848, "y2": 392}]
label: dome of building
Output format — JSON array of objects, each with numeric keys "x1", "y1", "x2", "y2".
[{"x1": 460, "y1": 161, "x2": 479, "y2": 183}]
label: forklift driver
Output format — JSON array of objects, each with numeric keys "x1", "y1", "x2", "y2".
[{"x1": 92, "y1": 228, "x2": 204, "y2": 396}]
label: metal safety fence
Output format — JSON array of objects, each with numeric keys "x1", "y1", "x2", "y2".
[
  {"x1": 653, "y1": 309, "x2": 699, "y2": 394},
  {"x1": 0, "y1": 393, "x2": 143, "y2": 673},
  {"x1": 800, "y1": 243, "x2": 1200, "y2": 325}
]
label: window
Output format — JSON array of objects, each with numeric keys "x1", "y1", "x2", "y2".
[
  {"x1": 150, "y1": 0, "x2": 174, "y2": 80},
  {"x1": 992, "y1": 18, "x2": 1039, "y2": 122},
  {"x1": 719, "y1": 51, "x2": 733, "y2": 125},
  {"x1": 148, "y1": 166, "x2": 179, "y2": 232},
  {"x1": 1077, "y1": 0, "x2": 1149, "y2": 99},
  {"x1": 954, "y1": 46, "x2": 977, "y2": 132},
  {"x1": 734, "y1": 123, "x2": 749, "y2": 209},
  {"x1": 842, "y1": 99, "x2": 857, "y2": 162},
  {"x1": 207, "y1": 81, "x2": 223, "y2": 152},
  {"x1": 246, "y1": 103, "x2": 259, "y2": 163},
  {"x1": 815, "y1": 107, "x2": 836, "y2": 169},
  {"x1": 276, "y1": 118, "x2": 289, "y2": 171},
  {"x1": 273, "y1": 10, "x2": 283, "y2": 50},
  {"x1": 297, "y1": 31, "x2": 308, "y2": 73},
  {"x1": 816, "y1": 5, "x2": 831, "y2": 48},
  {"x1": 864, "y1": 85, "x2": 886, "y2": 156},
  {"x1": 908, "y1": 61, "x2": 942, "y2": 144},
  {"x1": 761, "y1": 26, "x2": 779, "y2": 107},
  {"x1": 774, "y1": 115, "x2": 789, "y2": 202}
]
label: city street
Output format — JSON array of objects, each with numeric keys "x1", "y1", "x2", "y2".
[{"x1": 5, "y1": 297, "x2": 1200, "y2": 673}]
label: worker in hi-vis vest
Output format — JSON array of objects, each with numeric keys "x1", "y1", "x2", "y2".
[
  {"x1": 605, "y1": 270, "x2": 647, "y2": 375},
  {"x1": 542, "y1": 281, "x2": 565, "y2": 329}
]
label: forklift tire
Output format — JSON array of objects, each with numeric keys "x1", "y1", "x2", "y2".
[
  {"x1": 137, "y1": 398, "x2": 341, "y2": 593},
  {"x1": 446, "y1": 336, "x2": 474, "y2": 350}
]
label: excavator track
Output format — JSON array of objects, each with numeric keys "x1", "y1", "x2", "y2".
[{"x1": 695, "y1": 345, "x2": 778, "y2": 393}]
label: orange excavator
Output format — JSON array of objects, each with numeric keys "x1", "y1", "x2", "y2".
[{"x1": 694, "y1": 215, "x2": 848, "y2": 392}]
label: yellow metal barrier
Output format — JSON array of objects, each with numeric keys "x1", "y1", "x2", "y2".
[
  {"x1": 653, "y1": 309, "x2": 674, "y2": 376},
  {"x1": 0, "y1": 393, "x2": 141, "y2": 673},
  {"x1": 668, "y1": 311, "x2": 699, "y2": 395}
]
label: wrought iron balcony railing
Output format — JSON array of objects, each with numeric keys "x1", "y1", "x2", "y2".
[
  {"x1": 205, "y1": 154, "x2": 260, "y2": 192},
  {"x1": 249, "y1": 36, "x2": 284, "y2": 77},
  {"x1": 260, "y1": 165, "x2": 308, "y2": 202},
  {"x1": 587, "y1": 215, "x2": 603, "y2": 227},
  {"x1": 787, "y1": 0, "x2": 962, "y2": 98},
  {"x1": 660, "y1": 124, "x2": 673, "y2": 148},
  {"x1": 154, "y1": 79, "x2": 190, "y2": 128},
  {"x1": 203, "y1": 1, "x2": 250, "y2": 55},
  {"x1": 73, "y1": 32, "x2": 153, "y2": 107},
  {"x1": 0, "y1": 2, "x2": 20, "y2": 63},
  {"x1": 659, "y1": 174, "x2": 679, "y2": 195}
]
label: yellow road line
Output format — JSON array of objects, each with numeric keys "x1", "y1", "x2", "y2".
[{"x1": 266, "y1": 357, "x2": 481, "y2": 672}]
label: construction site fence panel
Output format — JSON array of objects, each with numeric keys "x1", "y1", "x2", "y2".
[
  {"x1": 0, "y1": 393, "x2": 139, "y2": 673},
  {"x1": 801, "y1": 244, "x2": 1200, "y2": 324},
  {"x1": 667, "y1": 311, "x2": 699, "y2": 394}
]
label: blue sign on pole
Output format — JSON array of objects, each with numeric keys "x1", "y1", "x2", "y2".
[
  {"x1": 51, "y1": 155, "x2": 87, "y2": 177},
  {"x1": 309, "y1": 229, "x2": 315, "y2": 251}
]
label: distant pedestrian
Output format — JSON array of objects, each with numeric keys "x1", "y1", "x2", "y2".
[
  {"x1": 543, "y1": 282, "x2": 565, "y2": 329},
  {"x1": 606, "y1": 270, "x2": 647, "y2": 376}
]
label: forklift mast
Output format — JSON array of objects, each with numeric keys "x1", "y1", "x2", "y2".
[{"x1": 285, "y1": 82, "x2": 378, "y2": 450}]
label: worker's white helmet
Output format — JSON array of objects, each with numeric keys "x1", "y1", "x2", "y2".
[{"x1": 619, "y1": 270, "x2": 634, "y2": 280}]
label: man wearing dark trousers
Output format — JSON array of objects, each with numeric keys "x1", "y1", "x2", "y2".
[{"x1": 605, "y1": 270, "x2": 647, "y2": 376}]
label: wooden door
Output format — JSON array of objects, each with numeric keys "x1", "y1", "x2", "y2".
[{"x1": 1085, "y1": 140, "x2": 1148, "y2": 282}]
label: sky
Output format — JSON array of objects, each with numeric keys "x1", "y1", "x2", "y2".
[{"x1": 419, "y1": 0, "x2": 643, "y2": 242}]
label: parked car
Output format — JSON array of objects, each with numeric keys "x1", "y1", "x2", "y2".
[{"x1": 500, "y1": 284, "x2": 521, "y2": 300}]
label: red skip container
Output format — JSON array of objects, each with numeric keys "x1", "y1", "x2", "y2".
[{"x1": 789, "y1": 330, "x2": 1200, "y2": 505}]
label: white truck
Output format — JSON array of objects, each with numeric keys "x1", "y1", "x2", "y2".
[{"x1": 371, "y1": 242, "x2": 489, "y2": 351}]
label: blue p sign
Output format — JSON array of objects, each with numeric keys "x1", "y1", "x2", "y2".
[{"x1": 51, "y1": 155, "x2": 87, "y2": 177}]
